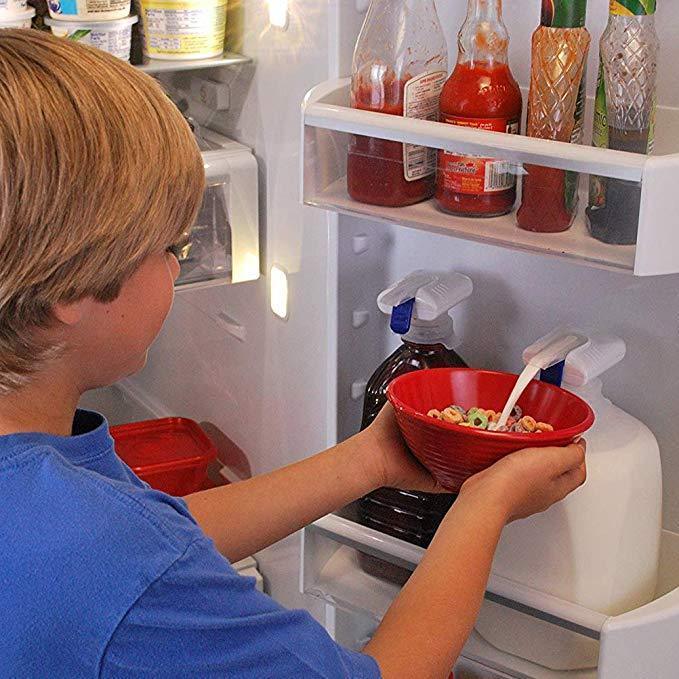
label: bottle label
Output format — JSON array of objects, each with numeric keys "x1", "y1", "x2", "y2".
[
  {"x1": 402, "y1": 70, "x2": 447, "y2": 182},
  {"x1": 439, "y1": 116, "x2": 519, "y2": 195},
  {"x1": 610, "y1": 0, "x2": 656, "y2": 16},
  {"x1": 589, "y1": 60, "x2": 609, "y2": 208},
  {"x1": 542, "y1": 0, "x2": 588, "y2": 28}
]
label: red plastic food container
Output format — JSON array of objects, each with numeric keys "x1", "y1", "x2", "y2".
[
  {"x1": 387, "y1": 368, "x2": 594, "y2": 492},
  {"x1": 111, "y1": 417, "x2": 218, "y2": 496}
]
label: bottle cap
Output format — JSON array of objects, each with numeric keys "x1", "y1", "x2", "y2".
[
  {"x1": 524, "y1": 328, "x2": 626, "y2": 387},
  {"x1": 563, "y1": 335, "x2": 627, "y2": 387},
  {"x1": 377, "y1": 271, "x2": 473, "y2": 348},
  {"x1": 523, "y1": 327, "x2": 588, "y2": 371}
]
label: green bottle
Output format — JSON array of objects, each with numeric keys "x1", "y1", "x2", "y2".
[{"x1": 541, "y1": 0, "x2": 588, "y2": 28}]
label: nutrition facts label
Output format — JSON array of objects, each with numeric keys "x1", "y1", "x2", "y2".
[
  {"x1": 49, "y1": 26, "x2": 132, "y2": 61},
  {"x1": 402, "y1": 70, "x2": 447, "y2": 182},
  {"x1": 89, "y1": 30, "x2": 131, "y2": 58},
  {"x1": 85, "y1": 0, "x2": 128, "y2": 13},
  {"x1": 145, "y1": 8, "x2": 215, "y2": 33},
  {"x1": 144, "y1": 3, "x2": 225, "y2": 55}
]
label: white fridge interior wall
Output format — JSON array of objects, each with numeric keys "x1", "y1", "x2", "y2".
[{"x1": 335, "y1": 0, "x2": 679, "y2": 535}]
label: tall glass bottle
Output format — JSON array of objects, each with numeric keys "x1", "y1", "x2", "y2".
[
  {"x1": 517, "y1": 0, "x2": 591, "y2": 233},
  {"x1": 347, "y1": 0, "x2": 448, "y2": 207},
  {"x1": 436, "y1": 0, "x2": 522, "y2": 218},
  {"x1": 587, "y1": 1, "x2": 659, "y2": 245}
]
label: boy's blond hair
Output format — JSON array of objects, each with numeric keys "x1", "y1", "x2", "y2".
[{"x1": 0, "y1": 30, "x2": 204, "y2": 394}]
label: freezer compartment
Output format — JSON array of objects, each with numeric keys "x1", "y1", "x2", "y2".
[
  {"x1": 302, "y1": 79, "x2": 679, "y2": 276},
  {"x1": 301, "y1": 513, "x2": 679, "y2": 678},
  {"x1": 175, "y1": 130, "x2": 260, "y2": 291}
]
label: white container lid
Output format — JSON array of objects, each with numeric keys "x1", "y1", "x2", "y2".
[{"x1": 45, "y1": 14, "x2": 137, "y2": 29}]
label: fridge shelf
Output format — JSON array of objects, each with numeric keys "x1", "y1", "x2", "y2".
[
  {"x1": 302, "y1": 513, "x2": 679, "y2": 678},
  {"x1": 302, "y1": 79, "x2": 679, "y2": 276},
  {"x1": 309, "y1": 178, "x2": 634, "y2": 272},
  {"x1": 137, "y1": 52, "x2": 251, "y2": 75}
]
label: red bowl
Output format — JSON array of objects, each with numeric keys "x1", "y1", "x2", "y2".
[{"x1": 386, "y1": 368, "x2": 594, "y2": 492}]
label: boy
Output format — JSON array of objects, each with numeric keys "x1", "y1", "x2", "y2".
[{"x1": 0, "y1": 30, "x2": 586, "y2": 678}]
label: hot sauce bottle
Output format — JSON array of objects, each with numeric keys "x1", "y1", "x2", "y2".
[
  {"x1": 347, "y1": 0, "x2": 448, "y2": 207},
  {"x1": 436, "y1": 0, "x2": 522, "y2": 218}
]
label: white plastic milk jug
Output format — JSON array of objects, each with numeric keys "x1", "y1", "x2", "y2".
[{"x1": 475, "y1": 332, "x2": 662, "y2": 671}]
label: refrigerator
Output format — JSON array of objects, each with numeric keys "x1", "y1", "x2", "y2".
[{"x1": 81, "y1": 1, "x2": 679, "y2": 676}]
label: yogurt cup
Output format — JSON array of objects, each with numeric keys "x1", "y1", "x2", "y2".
[
  {"x1": 47, "y1": 0, "x2": 130, "y2": 22},
  {"x1": 45, "y1": 15, "x2": 138, "y2": 61},
  {"x1": 0, "y1": 7, "x2": 34, "y2": 27},
  {"x1": 0, "y1": 0, "x2": 28, "y2": 17},
  {"x1": 140, "y1": 0, "x2": 226, "y2": 61}
]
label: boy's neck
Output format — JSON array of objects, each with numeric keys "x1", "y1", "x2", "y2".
[{"x1": 0, "y1": 368, "x2": 81, "y2": 437}]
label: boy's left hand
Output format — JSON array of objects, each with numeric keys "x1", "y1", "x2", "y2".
[{"x1": 360, "y1": 405, "x2": 446, "y2": 494}]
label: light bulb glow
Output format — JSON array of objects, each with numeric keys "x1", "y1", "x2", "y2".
[
  {"x1": 268, "y1": 0, "x2": 288, "y2": 29},
  {"x1": 270, "y1": 265, "x2": 289, "y2": 319}
]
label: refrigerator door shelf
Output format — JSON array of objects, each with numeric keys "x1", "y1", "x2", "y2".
[
  {"x1": 302, "y1": 79, "x2": 679, "y2": 276},
  {"x1": 301, "y1": 514, "x2": 679, "y2": 678},
  {"x1": 175, "y1": 131, "x2": 260, "y2": 291}
]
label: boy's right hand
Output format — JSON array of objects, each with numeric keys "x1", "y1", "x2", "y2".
[{"x1": 459, "y1": 441, "x2": 587, "y2": 523}]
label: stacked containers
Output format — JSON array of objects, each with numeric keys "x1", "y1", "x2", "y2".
[
  {"x1": 45, "y1": 0, "x2": 138, "y2": 61},
  {"x1": 0, "y1": 0, "x2": 36, "y2": 29}
]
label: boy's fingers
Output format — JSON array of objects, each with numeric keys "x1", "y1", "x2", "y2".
[
  {"x1": 554, "y1": 462, "x2": 587, "y2": 499},
  {"x1": 543, "y1": 441, "x2": 586, "y2": 477}
]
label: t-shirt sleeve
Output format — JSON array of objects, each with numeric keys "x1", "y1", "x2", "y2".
[{"x1": 100, "y1": 538, "x2": 381, "y2": 679}]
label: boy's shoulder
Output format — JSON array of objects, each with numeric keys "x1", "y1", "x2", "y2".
[
  {"x1": 1, "y1": 437, "x2": 200, "y2": 551},
  {"x1": 0, "y1": 439, "x2": 201, "y2": 677}
]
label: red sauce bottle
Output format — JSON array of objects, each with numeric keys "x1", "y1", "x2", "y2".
[
  {"x1": 436, "y1": 0, "x2": 522, "y2": 218},
  {"x1": 347, "y1": 0, "x2": 448, "y2": 207}
]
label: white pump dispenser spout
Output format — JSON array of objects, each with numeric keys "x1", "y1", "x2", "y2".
[
  {"x1": 522, "y1": 326, "x2": 588, "y2": 371},
  {"x1": 377, "y1": 270, "x2": 473, "y2": 348}
]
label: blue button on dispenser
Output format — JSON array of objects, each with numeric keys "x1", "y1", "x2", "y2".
[
  {"x1": 540, "y1": 360, "x2": 565, "y2": 387},
  {"x1": 390, "y1": 298, "x2": 415, "y2": 335}
]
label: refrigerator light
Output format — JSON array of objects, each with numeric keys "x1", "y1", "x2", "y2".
[
  {"x1": 268, "y1": 0, "x2": 288, "y2": 29},
  {"x1": 233, "y1": 252, "x2": 261, "y2": 284},
  {"x1": 270, "y1": 265, "x2": 289, "y2": 319}
]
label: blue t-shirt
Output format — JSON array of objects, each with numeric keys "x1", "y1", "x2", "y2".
[{"x1": 0, "y1": 410, "x2": 380, "y2": 678}]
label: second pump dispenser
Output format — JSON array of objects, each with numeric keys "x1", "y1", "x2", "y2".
[{"x1": 358, "y1": 271, "x2": 473, "y2": 547}]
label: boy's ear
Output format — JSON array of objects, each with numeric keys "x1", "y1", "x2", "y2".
[{"x1": 53, "y1": 299, "x2": 88, "y2": 326}]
